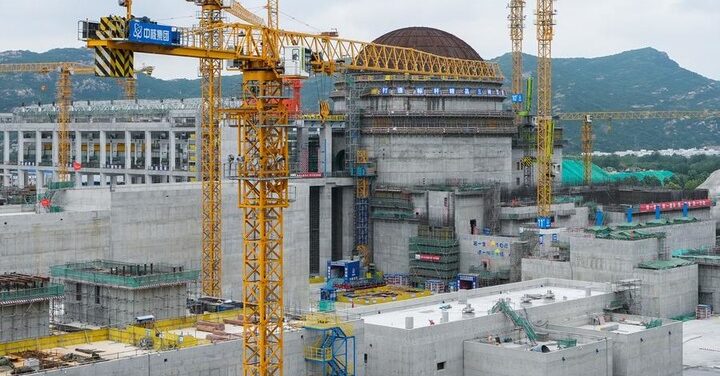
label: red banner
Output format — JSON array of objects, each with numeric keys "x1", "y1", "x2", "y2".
[
  {"x1": 415, "y1": 254, "x2": 441, "y2": 262},
  {"x1": 638, "y1": 199, "x2": 711, "y2": 213}
]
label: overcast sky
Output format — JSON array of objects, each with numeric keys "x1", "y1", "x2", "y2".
[{"x1": 0, "y1": 0, "x2": 718, "y2": 81}]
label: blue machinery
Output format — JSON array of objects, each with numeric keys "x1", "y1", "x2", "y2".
[{"x1": 304, "y1": 322, "x2": 356, "y2": 376}]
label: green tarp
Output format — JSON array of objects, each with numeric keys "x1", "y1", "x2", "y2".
[{"x1": 562, "y1": 159, "x2": 674, "y2": 186}]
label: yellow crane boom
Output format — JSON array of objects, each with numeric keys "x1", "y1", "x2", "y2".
[
  {"x1": 557, "y1": 110, "x2": 720, "y2": 185},
  {"x1": 0, "y1": 62, "x2": 96, "y2": 183},
  {"x1": 226, "y1": 0, "x2": 265, "y2": 26},
  {"x1": 86, "y1": 24, "x2": 504, "y2": 80},
  {"x1": 81, "y1": 3, "x2": 504, "y2": 375}
]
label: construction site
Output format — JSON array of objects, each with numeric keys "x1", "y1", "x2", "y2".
[{"x1": 0, "y1": 0, "x2": 718, "y2": 375}]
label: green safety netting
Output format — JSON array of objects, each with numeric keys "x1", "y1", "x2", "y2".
[{"x1": 561, "y1": 159, "x2": 674, "y2": 186}]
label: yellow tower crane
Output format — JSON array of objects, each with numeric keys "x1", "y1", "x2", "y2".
[
  {"x1": 197, "y1": 0, "x2": 225, "y2": 300},
  {"x1": 0, "y1": 62, "x2": 97, "y2": 182},
  {"x1": 118, "y1": 65, "x2": 155, "y2": 100},
  {"x1": 81, "y1": 2, "x2": 504, "y2": 374},
  {"x1": 535, "y1": 0, "x2": 556, "y2": 229},
  {"x1": 509, "y1": 0, "x2": 526, "y2": 118},
  {"x1": 557, "y1": 110, "x2": 720, "y2": 185},
  {"x1": 121, "y1": 0, "x2": 225, "y2": 298}
]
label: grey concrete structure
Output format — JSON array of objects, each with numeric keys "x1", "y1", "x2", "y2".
[
  {"x1": 338, "y1": 277, "x2": 684, "y2": 376},
  {"x1": 0, "y1": 180, "x2": 321, "y2": 310},
  {"x1": 522, "y1": 221, "x2": 710, "y2": 317},
  {"x1": 0, "y1": 99, "x2": 203, "y2": 188},
  {"x1": 0, "y1": 274, "x2": 62, "y2": 342},
  {"x1": 547, "y1": 314, "x2": 683, "y2": 376},
  {"x1": 352, "y1": 278, "x2": 617, "y2": 375},
  {"x1": 676, "y1": 254, "x2": 720, "y2": 309},
  {"x1": 51, "y1": 260, "x2": 197, "y2": 326},
  {"x1": 464, "y1": 332, "x2": 613, "y2": 376}
]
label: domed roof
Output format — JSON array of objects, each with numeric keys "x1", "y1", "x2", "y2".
[{"x1": 373, "y1": 27, "x2": 483, "y2": 61}]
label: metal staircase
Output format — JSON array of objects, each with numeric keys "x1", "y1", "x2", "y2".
[
  {"x1": 304, "y1": 319, "x2": 356, "y2": 376},
  {"x1": 491, "y1": 298, "x2": 537, "y2": 344}
]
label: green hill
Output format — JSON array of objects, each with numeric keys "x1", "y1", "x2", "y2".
[
  {"x1": 492, "y1": 48, "x2": 720, "y2": 152},
  {"x1": 2, "y1": 47, "x2": 719, "y2": 152}
]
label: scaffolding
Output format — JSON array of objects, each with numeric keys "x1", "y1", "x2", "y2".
[
  {"x1": 0, "y1": 274, "x2": 64, "y2": 343},
  {"x1": 408, "y1": 225, "x2": 459, "y2": 290},
  {"x1": 49, "y1": 260, "x2": 199, "y2": 327},
  {"x1": 345, "y1": 74, "x2": 375, "y2": 264},
  {"x1": 370, "y1": 188, "x2": 415, "y2": 221}
]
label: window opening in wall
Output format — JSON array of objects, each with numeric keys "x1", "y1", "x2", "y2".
[
  {"x1": 470, "y1": 219, "x2": 477, "y2": 235},
  {"x1": 482, "y1": 260, "x2": 489, "y2": 271},
  {"x1": 437, "y1": 361, "x2": 445, "y2": 370},
  {"x1": 76, "y1": 283, "x2": 82, "y2": 301},
  {"x1": 95, "y1": 285, "x2": 100, "y2": 304},
  {"x1": 364, "y1": 353, "x2": 368, "y2": 364}
]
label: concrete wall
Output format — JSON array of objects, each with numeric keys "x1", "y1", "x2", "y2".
[
  {"x1": 568, "y1": 235, "x2": 659, "y2": 283},
  {"x1": 634, "y1": 264, "x2": 698, "y2": 318},
  {"x1": 0, "y1": 210, "x2": 109, "y2": 275},
  {"x1": 458, "y1": 234, "x2": 516, "y2": 273},
  {"x1": 39, "y1": 330, "x2": 306, "y2": 376},
  {"x1": 372, "y1": 220, "x2": 417, "y2": 274},
  {"x1": 453, "y1": 194, "x2": 485, "y2": 235},
  {"x1": 62, "y1": 282, "x2": 187, "y2": 327},
  {"x1": 363, "y1": 135, "x2": 513, "y2": 187},
  {"x1": 548, "y1": 318, "x2": 683, "y2": 376},
  {"x1": 521, "y1": 259, "x2": 572, "y2": 280},
  {"x1": 0, "y1": 301, "x2": 49, "y2": 342},
  {"x1": 695, "y1": 262, "x2": 720, "y2": 309},
  {"x1": 0, "y1": 181, "x2": 312, "y2": 311},
  {"x1": 463, "y1": 337, "x2": 612, "y2": 376},
  {"x1": 640, "y1": 220, "x2": 716, "y2": 251},
  {"x1": 357, "y1": 278, "x2": 615, "y2": 376}
]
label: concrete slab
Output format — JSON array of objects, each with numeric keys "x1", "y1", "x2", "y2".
[
  {"x1": 363, "y1": 286, "x2": 602, "y2": 329},
  {"x1": 683, "y1": 317, "x2": 720, "y2": 370}
]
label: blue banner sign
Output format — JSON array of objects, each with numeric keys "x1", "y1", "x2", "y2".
[{"x1": 128, "y1": 20, "x2": 177, "y2": 46}]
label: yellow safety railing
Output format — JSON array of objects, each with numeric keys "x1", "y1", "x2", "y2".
[{"x1": 304, "y1": 346, "x2": 332, "y2": 361}]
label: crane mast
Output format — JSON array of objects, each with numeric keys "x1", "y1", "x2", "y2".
[
  {"x1": 198, "y1": 1, "x2": 224, "y2": 299},
  {"x1": 535, "y1": 0, "x2": 555, "y2": 228},
  {"x1": 56, "y1": 69, "x2": 72, "y2": 183},
  {"x1": 509, "y1": 0, "x2": 525, "y2": 118}
]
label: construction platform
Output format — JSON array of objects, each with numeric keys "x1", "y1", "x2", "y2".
[
  {"x1": 363, "y1": 285, "x2": 602, "y2": 329},
  {"x1": 336, "y1": 285, "x2": 431, "y2": 306}
]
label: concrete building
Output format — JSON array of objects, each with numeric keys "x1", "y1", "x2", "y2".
[
  {"x1": 522, "y1": 219, "x2": 711, "y2": 318},
  {"x1": 50, "y1": 260, "x2": 199, "y2": 327},
  {"x1": 676, "y1": 250, "x2": 720, "y2": 310},
  {"x1": 0, "y1": 277, "x2": 684, "y2": 376},
  {"x1": 0, "y1": 99, "x2": 203, "y2": 188},
  {"x1": 325, "y1": 27, "x2": 570, "y2": 290},
  {"x1": 0, "y1": 273, "x2": 63, "y2": 342}
]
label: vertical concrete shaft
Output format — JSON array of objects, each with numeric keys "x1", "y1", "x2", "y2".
[
  {"x1": 169, "y1": 130, "x2": 176, "y2": 171},
  {"x1": 124, "y1": 131, "x2": 132, "y2": 170},
  {"x1": 35, "y1": 131, "x2": 42, "y2": 165},
  {"x1": 99, "y1": 130, "x2": 107, "y2": 168},
  {"x1": 51, "y1": 131, "x2": 58, "y2": 181},
  {"x1": 145, "y1": 131, "x2": 152, "y2": 170},
  {"x1": 75, "y1": 131, "x2": 82, "y2": 187}
]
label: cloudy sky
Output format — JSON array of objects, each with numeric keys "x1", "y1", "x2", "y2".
[{"x1": 0, "y1": 0, "x2": 718, "y2": 80}]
